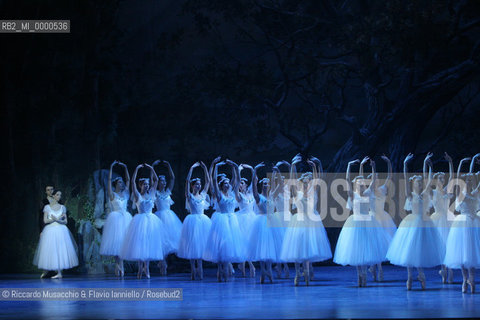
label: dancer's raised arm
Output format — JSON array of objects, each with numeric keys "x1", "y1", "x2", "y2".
[
  {"x1": 381, "y1": 155, "x2": 392, "y2": 190},
  {"x1": 185, "y1": 162, "x2": 199, "y2": 197},
  {"x1": 423, "y1": 152, "x2": 433, "y2": 181},
  {"x1": 213, "y1": 161, "x2": 226, "y2": 200},
  {"x1": 119, "y1": 161, "x2": 130, "y2": 191},
  {"x1": 310, "y1": 156, "x2": 323, "y2": 179},
  {"x1": 226, "y1": 159, "x2": 239, "y2": 191},
  {"x1": 239, "y1": 163, "x2": 254, "y2": 190},
  {"x1": 199, "y1": 161, "x2": 210, "y2": 195},
  {"x1": 404, "y1": 153, "x2": 414, "y2": 198},
  {"x1": 457, "y1": 157, "x2": 471, "y2": 196},
  {"x1": 144, "y1": 163, "x2": 158, "y2": 195},
  {"x1": 346, "y1": 159, "x2": 359, "y2": 198},
  {"x1": 469, "y1": 153, "x2": 480, "y2": 173},
  {"x1": 209, "y1": 156, "x2": 221, "y2": 198},
  {"x1": 444, "y1": 152, "x2": 453, "y2": 190},
  {"x1": 108, "y1": 160, "x2": 118, "y2": 201},
  {"x1": 367, "y1": 159, "x2": 377, "y2": 194},
  {"x1": 252, "y1": 162, "x2": 265, "y2": 204},
  {"x1": 131, "y1": 164, "x2": 143, "y2": 202},
  {"x1": 163, "y1": 161, "x2": 175, "y2": 192},
  {"x1": 422, "y1": 158, "x2": 433, "y2": 196},
  {"x1": 359, "y1": 156, "x2": 369, "y2": 178}
]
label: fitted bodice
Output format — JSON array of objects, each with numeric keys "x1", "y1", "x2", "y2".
[
  {"x1": 365, "y1": 186, "x2": 386, "y2": 214},
  {"x1": 256, "y1": 194, "x2": 273, "y2": 215},
  {"x1": 293, "y1": 191, "x2": 316, "y2": 214},
  {"x1": 155, "y1": 190, "x2": 174, "y2": 211},
  {"x1": 431, "y1": 189, "x2": 451, "y2": 213},
  {"x1": 110, "y1": 191, "x2": 128, "y2": 212},
  {"x1": 238, "y1": 192, "x2": 255, "y2": 212},
  {"x1": 217, "y1": 193, "x2": 236, "y2": 213},
  {"x1": 187, "y1": 193, "x2": 208, "y2": 215},
  {"x1": 455, "y1": 191, "x2": 479, "y2": 216},
  {"x1": 136, "y1": 193, "x2": 155, "y2": 214},
  {"x1": 274, "y1": 192, "x2": 289, "y2": 212},
  {"x1": 405, "y1": 192, "x2": 431, "y2": 215},
  {"x1": 348, "y1": 192, "x2": 370, "y2": 215}
]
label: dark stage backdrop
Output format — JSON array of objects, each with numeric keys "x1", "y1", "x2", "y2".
[{"x1": 1, "y1": 0, "x2": 480, "y2": 273}]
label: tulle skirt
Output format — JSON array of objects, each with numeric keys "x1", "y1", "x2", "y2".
[
  {"x1": 177, "y1": 213, "x2": 211, "y2": 260},
  {"x1": 444, "y1": 214, "x2": 480, "y2": 269},
  {"x1": 430, "y1": 210, "x2": 455, "y2": 245},
  {"x1": 120, "y1": 213, "x2": 165, "y2": 261},
  {"x1": 236, "y1": 207, "x2": 257, "y2": 240},
  {"x1": 334, "y1": 214, "x2": 391, "y2": 266},
  {"x1": 248, "y1": 214, "x2": 284, "y2": 261},
  {"x1": 386, "y1": 213, "x2": 445, "y2": 268},
  {"x1": 155, "y1": 209, "x2": 183, "y2": 255},
  {"x1": 280, "y1": 212, "x2": 332, "y2": 263},
  {"x1": 33, "y1": 222, "x2": 79, "y2": 270},
  {"x1": 203, "y1": 212, "x2": 246, "y2": 263},
  {"x1": 100, "y1": 210, "x2": 132, "y2": 256},
  {"x1": 371, "y1": 210, "x2": 397, "y2": 239}
]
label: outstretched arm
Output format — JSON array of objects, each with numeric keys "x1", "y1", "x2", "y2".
[
  {"x1": 131, "y1": 164, "x2": 143, "y2": 202},
  {"x1": 457, "y1": 157, "x2": 471, "y2": 196},
  {"x1": 359, "y1": 156, "x2": 369, "y2": 178},
  {"x1": 185, "y1": 162, "x2": 197, "y2": 198},
  {"x1": 346, "y1": 159, "x2": 359, "y2": 198},
  {"x1": 444, "y1": 152, "x2": 453, "y2": 190},
  {"x1": 423, "y1": 152, "x2": 433, "y2": 181},
  {"x1": 226, "y1": 159, "x2": 239, "y2": 192},
  {"x1": 120, "y1": 161, "x2": 130, "y2": 191},
  {"x1": 404, "y1": 153, "x2": 414, "y2": 198},
  {"x1": 381, "y1": 155, "x2": 392, "y2": 190},
  {"x1": 213, "y1": 161, "x2": 225, "y2": 200},
  {"x1": 108, "y1": 160, "x2": 117, "y2": 201},
  {"x1": 240, "y1": 164, "x2": 254, "y2": 191},
  {"x1": 422, "y1": 160, "x2": 433, "y2": 196},
  {"x1": 368, "y1": 159, "x2": 377, "y2": 194},
  {"x1": 200, "y1": 161, "x2": 210, "y2": 195},
  {"x1": 145, "y1": 164, "x2": 158, "y2": 195},
  {"x1": 252, "y1": 162, "x2": 264, "y2": 204},
  {"x1": 163, "y1": 160, "x2": 175, "y2": 192},
  {"x1": 271, "y1": 166, "x2": 282, "y2": 199}
]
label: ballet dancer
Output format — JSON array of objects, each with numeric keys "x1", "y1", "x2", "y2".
[
  {"x1": 33, "y1": 190, "x2": 78, "y2": 279},
  {"x1": 203, "y1": 159, "x2": 245, "y2": 282},
  {"x1": 152, "y1": 160, "x2": 182, "y2": 275},
  {"x1": 444, "y1": 155, "x2": 480, "y2": 293},
  {"x1": 247, "y1": 162, "x2": 283, "y2": 283},
  {"x1": 177, "y1": 161, "x2": 212, "y2": 280},
  {"x1": 120, "y1": 164, "x2": 165, "y2": 279},
  {"x1": 334, "y1": 158, "x2": 390, "y2": 287},
  {"x1": 386, "y1": 153, "x2": 445, "y2": 290},
  {"x1": 99, "y1": 160, "x2": 132, "y2": 277},
  {"x1": 234, "y1": 163, "x2": 256, "y2": 278}
]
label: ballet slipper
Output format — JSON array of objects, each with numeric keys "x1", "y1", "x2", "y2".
[
  {"x1": 418, "y1": 274, "x2": 426, "y2": 290},
  {"x1": 137, "y1": 268, "x2": 142, "y2": 279},
  {"x1": 115, "y1": 263, "x2": 120, "y2": 277},
  {"x1": 467, "y1": 280, "x2": 475, "y2": 293},
  {"x1": 462, "y1": 280, "x2": 468, "y2": 293},
  {"x1": 439, "y1": 268, "x2": 446, "y2": 284},
  {"x1": 144, "y1": 263, "x2": 150, "y2": 279},
  {"x1": 40, "y1": 271, "x2": 48, "y2": 279},
  {"x1": 52, "y1": 272, "x2": 62, "y2": 279},
  {"x1": 406, "y1": 279, "x2": 412, "y2": 290},
  {"x1": 249, "y1": 263, "x2": 256, "y2": 278},
  {"x1": 283, "y1": 264, "x2": 290, "y2": 279},
  {"x1": 448, "y1": 269, "x2": 453, "y2": 284}
]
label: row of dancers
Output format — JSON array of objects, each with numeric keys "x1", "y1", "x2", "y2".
[{"x1": 33, "y1": 153, "x2": 480, "y2": 293}]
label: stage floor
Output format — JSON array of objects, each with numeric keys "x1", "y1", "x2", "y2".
[{"x1": 0, "y1": 265, "x2": 479, "y2": 319}]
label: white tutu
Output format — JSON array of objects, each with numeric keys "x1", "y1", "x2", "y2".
[
  {"x1": 372, "y1": 210, "x2": 397, "y2": 239},
  {"x1": 177, "y1": 213, "x2": 212, "y2": 259},
  {"x1": 334, "y1": 214, "x2": 390, "y2": 266},
  {"x1": 444, "y1": 193, "x2": 480, "y2": 269},
  {"x1": 248, "y1": 214, "x2": 284, "y2": 261},
  {"x1": 120, "y1": 213, "x2": 165, "y2": 261},
  {"x1": 100, "y1": 210, "x2": 132, "y2": 256},
  {"x1": 280, "y1": 212, "x2": 332, "y2": 263},
  {"x1": 430, "y1": 210, "x2": 455, "y2": 245},
  {"x1": 155, "y1": 209, "x2": 183, "y2": 254},
  {"x1": 203, "y1": 212, "x2": 246, "y2": 263},
  {"x1": 34, "y1": 222, "x2": 79, "y2": 271},
  {"x1": 386, "y1": 216, "x2": 445, "y2": 268}
]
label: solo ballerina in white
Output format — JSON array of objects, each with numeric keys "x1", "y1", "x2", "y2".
[
  {"x1": 99, "y1": 160, "x2": 132, "y2": 277},
  {"x1": 33, "y1": 190, "x2": 78, "y2": 279}
]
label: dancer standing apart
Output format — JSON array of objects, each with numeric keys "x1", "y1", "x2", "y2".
[
  {"x1": 429, "y1": 152, "x2": 455, "y2": 284},
  {"x1": 362, "y1": 155, "x2": 396, "y2": 282},
  {"x1": 333, "y1": 158, "x2": 390, "y2": 287},
  {"x1": 100, "y1": 160, "x2": 132, "y2": 277},
  {"x1": 33, "y1": 190, "x2": 78, "y2": 278},
  {"x1": 177, "y1": 161, "x2": 212, "y2": 280},
  {"x1": 444, "y1": 155, "x2": 480, "y2": 293},
  {"x1": 203, "y1": 160, "x2": 245, "y2": 282},
  {"x1": 120, "y1": 164, "x2": 165, "y2": 279},
  {"x1": 386, "y1": 153, "x2": 445, "y2": 290},
  {"x1": 247, "y1": 162, "x2": 284, "y2": 283},
  {"x1": 234, "y1": 163, "x2": 256, "y2": 278},
  {"x1": 152, "y1": 160, "x2": 182, "y2": 275}
]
